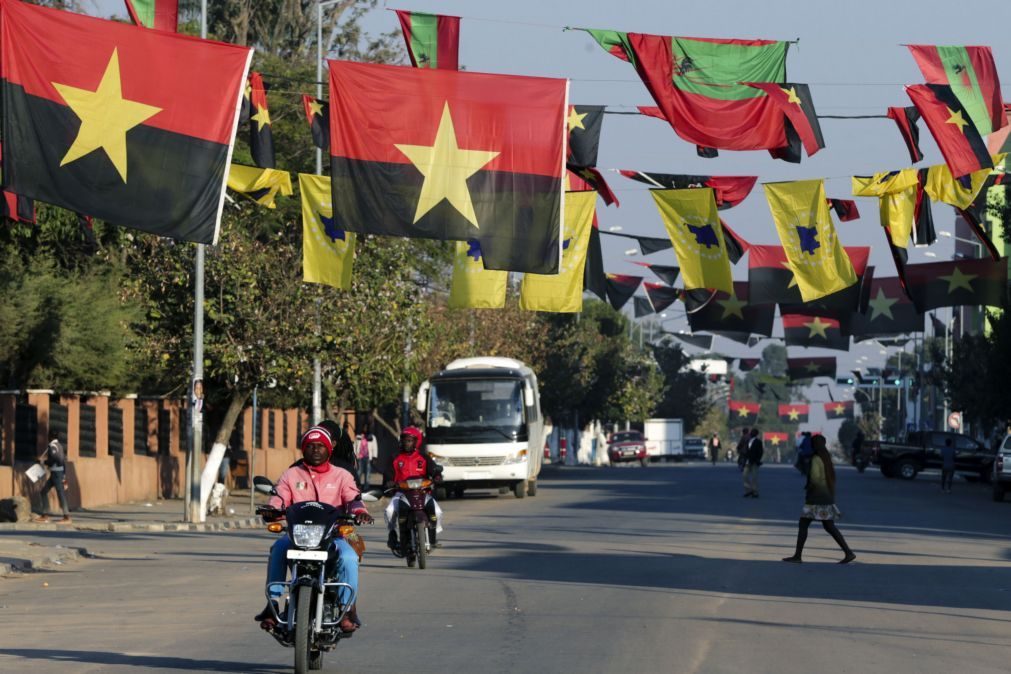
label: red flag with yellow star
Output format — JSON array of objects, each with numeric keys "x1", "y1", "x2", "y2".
[
  {"x1": 778, "y1": 403, "x2": 810, "y2": 424},
  {"x1": 906, "y1": 84, "x2": 992, "y2": 178},
  {"x1": 744, "y1": 82, "x2": 825, "y2": 159},
  {"x1": 763, "y1": 431, "x2": 789, "y2": 449},
  {"x1": 824, "y1": 401, "x2": 854, "y2": 420},
  {"x1": 328, "y1": 60, "x2": 566, "y2": 274},
  {"x1": 782, "y1": 313, "x2": 850, "y2": 351},
  {"x1": 0, "y1": 0, "x2": 251, "y2": 244},
  {"x1": 728, "y1": 401, "x2": 760, "y2": 427},
  {"x1": 247, "y1": 72, "x2": 274, "y2": 168}
]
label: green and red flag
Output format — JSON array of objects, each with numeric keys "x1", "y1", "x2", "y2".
[
  {"x1": 744, "y1": 82, "x2": 825, "y2": 158},
  {"x1": 585, "y1": 29, "x2": 790, "y2": 153},
  {"x1": 328, "y1": 60, "x2": 566, "y2": 274},
  {"x1": 786, "y1": 357, "x2": 836, "y2": 381},
  {"x1": 301, "y1": 94, "x2": 329, "y2": 152},
  {"x1": 824, "y1": 401, "x2": 854, "y2": 420},
  {"x1": 0, "y1": 0, "x2": 251, "y2": 244},
  {"x1": 687, "y1": 281, "x2": 775, "y2": 338},
  {"x1": 778, "y1": 403, "x2": 810, "y2": 423},
  {"x1": 247, "y1": 72, "x2": 274, "y2": 168},
  {"x1": 782, "y1": 314, "x2": 850, "y2": 352},
  {"x1": 906, "y1": 84, "x2": 992, "y2": 178},
  {"x1": 907, "y1": 45, "x2": 1006, "y2": 135},
  {"x1": 395, "y1": 9, "x2": 460, "y2": 70},
  {"x1": 887, "y1": 106, "x2": 924, "y2": 163},
  {"x1": 124, "y1": 0, "x2": 177, "y2": 32},
  {"x1": 764, "y1": 431, "x2": 789, "y2": 449},
  {"x1": 729, "y1": 401, "x2": 760, "y2": 426},
  {"x1": 605, "y1": 274, "x2": 643, "y2": 310},
  {"x1": 903, "y1": 257, "x2": 1008, "y2": 312},
  {"x1": 850, "y1": 276, "x2": 924, "y2": 339}
]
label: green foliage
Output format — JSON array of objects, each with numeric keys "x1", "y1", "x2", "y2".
[
  {"x1": 837, "y1": 418, "x2": 859, "y2": 452},
  {"x1": 944, "y1": 310, "x2": 1011, "y2": 431},
  {"x1": 651, "y1": 339, "x2": 710, "y2": 431}
]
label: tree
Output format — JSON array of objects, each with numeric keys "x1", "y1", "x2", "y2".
[{"x1": 651, "y1": 339, "x2": 710, "y2": 432}]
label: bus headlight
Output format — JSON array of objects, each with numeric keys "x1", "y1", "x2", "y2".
[{"x1": 504, "y1": 449, "x2": 527, "y2": 464}]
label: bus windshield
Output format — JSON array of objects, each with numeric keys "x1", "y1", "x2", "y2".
[{"x1": 427, "y1": 378, "x2": 527, "y2": 444}]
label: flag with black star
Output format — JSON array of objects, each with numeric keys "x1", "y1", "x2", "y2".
[{"x1": 903, "y1": 257, "x2": 1007, "y2": 312}]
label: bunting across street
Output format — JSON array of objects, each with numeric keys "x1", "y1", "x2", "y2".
[
  {"x1": 824, "y1": 401, "x2": 855, "y2": 420},
  {"x1": 778, "y1": 403, "x2": 810, "y2": 423},
  {"x1": 520, "y1": 191, "x2": 597, "y2": 313},
  {"x1": 729, "y1": 401, "x2": 760, "y2": 426}
]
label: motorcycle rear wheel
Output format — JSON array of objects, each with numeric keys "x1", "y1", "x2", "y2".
[
  {"x1": 416, "y1": 521, "x2": 428, "y2": 569},
  {"x1": 294, "y1": 587, "x2": 313, "y2": 674}
]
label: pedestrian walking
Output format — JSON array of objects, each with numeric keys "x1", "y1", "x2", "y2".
[
  {"x1": 356, "y1": 423, "x2": 377, "y2": 488},
  {"x1": 742, "y1": 428, "x2": 763, "y2": 497},
  {"x1": 708, "y1": 433, "x2": 721, "y2": 465},
  {"x1": 940, "y1": 437, "x2": 955, "y2": 493},
  {"x1": 35, "y1": 430, "x2": 71, "y2": 524},
  {"x1": 735, "y1": 428, "x2": 749, "y2": 471},
  {"x1": 782, "y1": 434, "x2": 856, "y2": 564}
]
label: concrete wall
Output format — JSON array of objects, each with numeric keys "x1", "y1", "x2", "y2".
[{"x1": 0, "y1": 392, "x2": 311, "y2": 512}]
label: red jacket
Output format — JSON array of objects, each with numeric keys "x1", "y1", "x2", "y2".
[{"x1": 391, "y1": 451, "x2": 439, "y2": 483}]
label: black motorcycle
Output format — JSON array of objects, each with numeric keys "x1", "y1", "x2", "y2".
[
  {"x1": 388, "y1": 477, "x2": 436, "y2": 570},
  {"x1": 254, "y1": 476, "x2": 367, "y2": 674}
]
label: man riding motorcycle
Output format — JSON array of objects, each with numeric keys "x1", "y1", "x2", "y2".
[
  {"x1": 255, "y1": 425, "x2": 374, "y2": 633},
  {"x1": 384, "y1": 426, "x2": 444, "y2": 553}
]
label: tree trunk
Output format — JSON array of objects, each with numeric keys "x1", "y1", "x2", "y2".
[
  {"x1": 198, "y1": 387, "x2": 251, "y2": 521},
  {"x1": 213, "y1": 388, "x2": 252, "y2": 448}
]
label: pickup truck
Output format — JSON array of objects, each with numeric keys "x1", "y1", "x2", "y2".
[{"x1": 868, "y1": 431, "x2": 995, "y2": 481}]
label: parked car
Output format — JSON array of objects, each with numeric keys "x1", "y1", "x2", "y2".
[
  {"x1": 991, "y1": 434, "x2": 1011, "y2": 501},
  {"x1": 868, "y1": 430, "x2": 995, "y2": 481},
  {"x1": 607, "y1": 431, "x2": 648, "y2": 466},
  {"x1": 683, "y1": 436, "x2": 706, "y2": 460}
]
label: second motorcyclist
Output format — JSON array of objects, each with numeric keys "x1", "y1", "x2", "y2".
[{"x1": 384, "y1": 426, "x2": 444, "y2": 553}]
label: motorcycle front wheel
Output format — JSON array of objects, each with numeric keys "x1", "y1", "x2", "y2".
[
  {"x1": 416, "y1": 521, "x2": 428, "y2": 569},
  {"x1": 294, "y1": 586, "x2": 313, "y2": 674}
]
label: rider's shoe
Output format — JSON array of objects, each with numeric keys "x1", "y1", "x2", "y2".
[
  {"x1": 254, "y1": 603, "x2": 278, "y2": 629},
  {"x1": 338, "y1": 616, "x2": 358, "y2": 633}
]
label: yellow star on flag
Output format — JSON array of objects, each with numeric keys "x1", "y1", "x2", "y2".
[
  {"x1": 308, "y1": 99, "x2": 323, "y2": 118},
  {"x1": 736, "y1": 406, "x2": 751, "y2": 418},
  {"x1": 718, "y1": 293, "x2": 747, "y2": 319},
  {"x1": 395, "y1": 102, "x2": 500, "y2": 228},
  {"x1": 52, "y1": 48, "x2": 162, "y2": 183},
  {"x1": 804, "y1": 317, "x2": 831, "y2": 338},
  {"x1": 804, "y1": 362, "x2": 822, "y2": 373},
  {"x1": 867, "y1": 288, "x2": 898, "y2": 321},
  {"x1": 788, "y1": 408, "x2": 800, "y2": 421},
  {"x1": 567, "y1": 107, "x2": 588, "y2": 132},
  {"x1": 939, "y1": 266, "x2": 977, "y2": 293},
  {"x1": 945, "y1": 107, "x2": 968, "y2": 134},
  {"x1": 782, "y1": 87, "x2": 802, "y2": 105},
  {"x1": 834, "y1": 404, "x2": 846, "y2": 415},
  {"x1": 769, "y1": 435, "x2": 782, "y2": 446},
  {"x1": 251, "y1": 104, "x2": 271, "y2": 130}
]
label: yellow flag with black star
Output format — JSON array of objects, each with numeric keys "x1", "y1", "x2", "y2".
[
  {"x1": 519, "y1": 191, "x2": 596, "y2": 312},
  {"x1": 765, "y1": 179, "x2": 857, "y2": 302},
  {"x1": 299, "y1": 174, "x2": 356, "y2": 289},
  {"x1": 228, "y1": 164, "x2": 292, "y2": 209},
  {"x1": 448, "y1": 240, "x2": 508, "y2": 309},
  {"x1": 650, "y1": 188, "x2": 733, "y2": 293}
]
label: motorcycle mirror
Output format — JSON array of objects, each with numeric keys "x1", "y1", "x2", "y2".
[{"x1": 252, "y1": 476, "x2": 276, "y2": 495}]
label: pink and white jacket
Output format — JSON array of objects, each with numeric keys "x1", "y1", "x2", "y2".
[{"x1": 269, "y1": 462, "x2": 367, "y2": 515}]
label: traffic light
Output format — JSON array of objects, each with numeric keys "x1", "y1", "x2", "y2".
[
  {"x1": 836, "y1": 377, "x2": 855, "y2": 385},
  {"x1": 892, "y1": 378, "x2": 901, "y2": 386}
]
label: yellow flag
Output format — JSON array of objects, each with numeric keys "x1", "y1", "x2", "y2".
[
  {"x1": 299, "y1": 174, "x2": 356, "y2": 289},
  {"x1": 228, "y1": 164, "x2": 293, "y2": 209},
  {"x1": 520, "y1": 191, "x2": 596, "y2": 312},
  {"x1": 851, "y1": 169, "x2": 919, "y2": 248},
  {"x1": 650, "y1": 188, "x2": 733, "y2": 293},
  {"x1": 765, "y1": 179, "x2": 857, "y2": 302},
  {"x1": 448, "y1": 240, "x2": 508, "y2": 309},
  {"x1": 924, "y1": 157, "x2": 1003, "y2": 208}
]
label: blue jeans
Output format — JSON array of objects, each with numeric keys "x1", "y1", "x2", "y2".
[
  {"x1": 357, "y1": 457, "x2": 370, "y2": 488},
  {"x1": 267, "y1": 536, "x2": 359, "y2": 607}
]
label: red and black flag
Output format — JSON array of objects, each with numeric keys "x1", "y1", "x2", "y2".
[
  {"x1": 729, "y1": 400, "x2": 760, "y2": 426},
  {"x1": 824, "y1": 401, "x2": 854, "y2": 420},
  {"x1": 600, "y1": 230, "x2": 672, "y2": 255},
  {"x1": 247, "y1": 72, "x2": 274, "y2": 168},
  {"x1": 633, "y1": 296, "x2": 655, "y2": 318},
  {"x1": 605, "y1": 274, "x2": 643, "y2": 310},
  {"x1": 778, "y1": 403, "x2": 810, "y2": 423},
  {"x1": 630, "y1": 261, "x2": 680, "y2": 286},
  {"x1": 763, "y1": 431, "x2": 789, "y2": 449},
  {"x1": 619, "y1": 171, "x2": 758, "y2": 209},
  {"x1": 0, "y1": 0, "x2": 252, "y2": 245},
  {"x1": 749, "y1": 245, "x2": 871, "y2": 313},
  {"x1": 906, "y1": 84, "x2": 992, "y2": 178},
  {"x1": 907, "y1": 45, "x2": 1006, "y2": 135},
  {"x1": 745, "y1": 83, "x2": 825, "y2": 159},
  {"x1": 887, "y1": 106, "x2": 924, "y2": 163},
  {"x1": 583, "y1": 217, "x2": 607, "y2": 301},
  {"x1": 395, "y1": 10, "x2": 460, "y2": 70},
  {"x1": 643, "y1": 281, "x2": 679, "y2": 312},
  {"x1": 738, "y1": 358, "x2": 761, "y2": 372},
  {"x1": 828, "y1": 199, "x2": 860, "y2": 222},
  {"x1": 850, "y1": 276, "x2": 924, "y2": 339},
  {"x1": 687, "y1": 281, "x2": 775, "y2": 338},
  {"x1": 567, "y1": 105, "x2": 605, "y2": 168},
  {"x1": 328, "y1": 60, "x2": 566, "y2": 274},
  {"x1": 569, "y1": 166, "x2": 619, "y2": 206},
  {"x1": 782, "y1": 314, "x2": 850, "y2": 351},
  {"x1": 957, "y1": 175, "x2": 1005, "y2": 261},
  {"x1": 904, "y1": 257, "x2": 1008, "y2": 312},
  {"x1": 681, "y1": 288, "x2": 718, "y2": 314},
  {"x1": 786, "y1": 357, "x2": 836, "y2": 381},
  {"x1": 720, "y1": 220, "x2": 750, "y2": 264},
  {"x1": 301, "y1": 94, "x2": 329, "y2": 152},
  {"x1": 0, "y1": 187, "x2": 34, "y2": 223}
]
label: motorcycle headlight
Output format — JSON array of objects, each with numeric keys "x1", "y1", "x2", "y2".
[
  {"x1": 504, "y1": 449, "x2": 528, "y2": 464},
  {"x1": 405, "y1": 478, "x2": 425, "y2": 489},
  {"x1": 291, "y1": 524, "x2": 326, "y2": 548}
]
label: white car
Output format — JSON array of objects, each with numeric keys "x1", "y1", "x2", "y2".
[{"x1": 992, "y1": 434, "x2": 1011, "y2": 502}]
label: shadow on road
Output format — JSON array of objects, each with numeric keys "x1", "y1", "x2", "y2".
[{"x1": 0, "y1": 648, "x2": 287, "y2": 673}]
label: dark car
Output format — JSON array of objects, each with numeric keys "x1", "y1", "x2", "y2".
[
  {"x1": 869, "y1": 430, "x2": 995, "y2": 480},
  {"x1": 607, "y1": 431, "x2": 648, "y2": 466}
]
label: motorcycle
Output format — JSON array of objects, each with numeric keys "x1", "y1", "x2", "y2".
[
  {"x1": 253, "y1": 476, "x2": 367, "y2": 674},
  {"x1": 854, "y1": 451, "x2": 868, "y2": 473},
  {"x1": 387, "y1": 477, "x2": 436, "y2": 570}
]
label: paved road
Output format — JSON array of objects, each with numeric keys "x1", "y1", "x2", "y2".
[{"x1": 2, "y1": 463, "x2": 1010, "y2": 673}]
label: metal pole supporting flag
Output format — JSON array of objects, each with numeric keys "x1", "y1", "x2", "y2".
[{"x1": 249, "y1": 385, "x2": 258, "y2": 515}]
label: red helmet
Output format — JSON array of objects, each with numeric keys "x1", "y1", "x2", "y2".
[{"x1": 400, "y1": 426, "x2": 424, "y2": 452}]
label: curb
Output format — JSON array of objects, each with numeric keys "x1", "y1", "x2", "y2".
[
  {"x1": 0, "y1": 516, "x2": 262, "y2": 534},
  {"x1": 0, "y1": 544, "x2": 92, "y2": 577}
]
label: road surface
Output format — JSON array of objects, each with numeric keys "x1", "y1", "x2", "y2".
[{"x1": 1, "y1": 463, "x2": 1009, "y2": 673}]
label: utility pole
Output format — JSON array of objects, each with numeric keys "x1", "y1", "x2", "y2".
[{"x1": 249, "y1": 385, "x2": 258, "y2": 515}]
